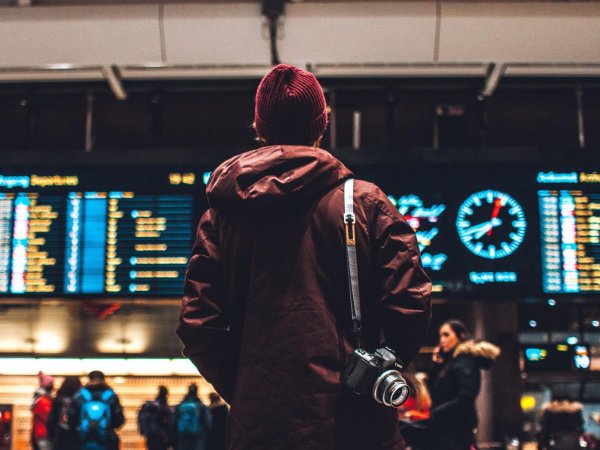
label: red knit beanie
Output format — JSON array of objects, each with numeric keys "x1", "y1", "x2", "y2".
[{"x1": 254, "y1": 64, "x2": 328, "y2": 145}]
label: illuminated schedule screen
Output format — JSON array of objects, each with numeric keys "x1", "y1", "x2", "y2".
[
  {"x1": 355, "y1": 167, "x2": 599, "y2": 297},
  {"x1": 538, "y1": 172, "x2": 600, "y2": 293},
  {"x1": 0, "y1": 167, "x2": 598, "y2": 298},
  {"x1": 0, "y1": 171, "x2": 199, "y2": 296},
  {"x1": 356, "y1": 165, "x2": 539, "y2": 296}
]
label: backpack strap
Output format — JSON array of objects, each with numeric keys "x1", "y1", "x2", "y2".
[
  {"x1": 344, "y1": 178, "x2": 363, "y2": 349},
  {"x1": 100, "y1": 389, "x2": 114, "y2": 403},
  {"x1": 80, "y1": 388, "x2": 92, "y2": 402}
]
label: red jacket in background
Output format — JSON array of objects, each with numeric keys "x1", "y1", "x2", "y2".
[
  {"x1": 177, "y1": 145, "x2": 432, "y2": 450},
  {"x1": 32, "y1": 391, "x2": 52, "y2": 439}
]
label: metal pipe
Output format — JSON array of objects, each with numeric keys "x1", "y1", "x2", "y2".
[
  {"x1": 352, "y1": 111, "x2": 361, "y2": 150},
  {"x1": 576, "y1": 87, "x2": 585, "y2": 149},
  {"x1": 328, "y1": 90, "x2": 337, "y2": 150},
  {"x1": 101, "y1": 65, "x2": 127, "y2": 101},
  {"x1": 85, "y1": 92, "x2": 94, "y2": 153}
]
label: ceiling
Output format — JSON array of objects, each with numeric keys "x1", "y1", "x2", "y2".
[
  {"x1": 5, "y1": 0, "x2": 600, "y2": 5},
  {"x1": 3, "y1": 0, "x2": 342, "y2": 5}
]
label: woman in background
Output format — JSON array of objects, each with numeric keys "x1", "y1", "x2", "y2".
[
  {"x1": 47, "y1": 376, "x2": 82, "y2": 450},
  {"x1": 427, "y1": 320, "x2": 500, "y2": 450}
]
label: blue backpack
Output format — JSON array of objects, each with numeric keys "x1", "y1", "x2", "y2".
[
  {"x1": 79, "y1": 388, "x2": 114, "y2": 444},
  {"x1": 177, "y1": 400, "x2": 200, "y2": 435}
]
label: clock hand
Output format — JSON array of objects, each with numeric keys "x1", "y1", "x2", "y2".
[
  {"x1": 474, "y1": 218, "x2": 502, "y2": 239},
  {"x1": 463, "y1": 221, "x2": 494, "y2": 236},
  {"x1": 486, "y1": 198, "x2": 503, "y2": 236},
  {"x1": 462, "y1": 218, "x2": 502, "y2": 238}
]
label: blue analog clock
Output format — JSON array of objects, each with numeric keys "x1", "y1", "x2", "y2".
[{"x1": 456, "y1": 190, "x2": 527, "y2": 259}]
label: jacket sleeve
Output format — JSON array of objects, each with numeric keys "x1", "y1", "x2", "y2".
[
  {"x1": 429, "y1": 357, "x2": 480, "y2": 425},
  {"x1": 176, "y1": 208, "x2": 236, "y2": 402},
  {"x1": 427, "y1": 361, "x2": 444, "y2": 391},
  {"x1": 368, "y1": 185, "x2": 432, "y2": 367},
  {"x1": 110, "y1": 393, "x2": 125, "y2": 430}
]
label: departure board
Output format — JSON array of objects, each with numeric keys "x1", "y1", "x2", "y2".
[
  {"x1": 0, "y1": 166, "x2": 598, "y2": 298},
  {"x1": 538, "y1": 172, "x2": 600, "y2": 293},
  {"x1": 0, "y1": 171, "x2": 199, "y2": 296}
]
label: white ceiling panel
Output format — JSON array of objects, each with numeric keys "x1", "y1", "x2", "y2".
[
  {"x1": 439, "y1": 3, "x2": 600, "y2": 63},
  {"x1": 0, "y1": 5, "x2": 162, "y2": 66},
  {"x1": 163, "y1": 3, "x2": 270, "y2": 65},
  {"x1": 280, "y1": 2, "x2": 437, "y2": 66}
]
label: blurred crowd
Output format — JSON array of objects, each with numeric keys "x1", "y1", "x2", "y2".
[{"x1": 30, "y1": 371, "x2": 227, "y2": 450}]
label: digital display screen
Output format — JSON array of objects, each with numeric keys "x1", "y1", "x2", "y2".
[
  {"x1": 355, "y1": 165, "x2": 539, "y2": 296},
  {"x1": 0, "y1": 171, "x2": 201, "y2": 296},
  {"x1": 538, "y1": 172, "x2": 600, "y2": 293},
  {"x1": 0, "y1": 166, "x2": 597, "y2": 298},
  {"x1": 523, "y1": 344, "x2": 590, "y2": 372}
]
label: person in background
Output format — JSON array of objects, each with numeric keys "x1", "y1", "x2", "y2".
[
  {"x1": 539, "y1": 398, "x2": 585, "y2": 450},
  {"x1": 398, "y1": 372, "x2": 432, "y2": 450},
  {"x1": 399, "y1": 372, "x2": 432, "y2": 422},
  {"x1": 138, "y1": 385, "x2": 173, "y2": 450},
  {"x1": 174, "y1": 384, "x2": 212, "y2": 450},
  {"x1": 68, "y1": 370, "x2": 125, "y2": 450},
  {"x1": 206, "y1": 392, "x2": 228, "y2": 450},
  {"x1": 177, "y1": 63, "x2": 431, "y2": 450},
  {"x1": 31, "y1": 372, "x2": 54, "y2": 450},
  {"x1": 427, "y1": 319, "x2": 500, "y2": 450},
  {"x1": 47, "y1": 376, "x2": 82, "y2": 450}
]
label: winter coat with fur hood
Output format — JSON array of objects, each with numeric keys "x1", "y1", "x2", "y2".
[
  {"x1": 428, "y1": 340, "x2": 500, "y2": 449},
  {"x1": 177, "y1": 145, "x2": 432, "y2": 450},
  {"x1": 539, "y1": 400, "x2": 584, "y2": 450}
]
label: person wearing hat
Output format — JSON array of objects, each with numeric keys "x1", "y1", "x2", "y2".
[
  {"x1": 31, "y1": 372, "x2": 54, "y2": 450},
  {"x1": 177, "y1": 64, "x2": 431, "y2": 449}
]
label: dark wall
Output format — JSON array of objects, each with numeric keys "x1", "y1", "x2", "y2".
[{"x1": 1, "y1": 78, "x2": 599, "y2": 157}]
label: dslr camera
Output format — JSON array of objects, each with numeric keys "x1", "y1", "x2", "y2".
[{"x1": 342, "y1": 347, "x2": 410, "y2": 408}]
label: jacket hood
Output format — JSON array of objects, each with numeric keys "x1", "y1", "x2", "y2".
[
  {"x1": 206, "y1": 145, "x2": 353, "y2": 212},
  {"x1": 543, "y1": 400, "x2": 584, "y2": 414},
  {"x1": 454, "y1": 340, "x2": 501, "y2": 370}
]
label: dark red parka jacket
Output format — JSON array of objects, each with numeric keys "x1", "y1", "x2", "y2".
[{"x1": 177, "y1": 145, "x2": 431, "y2": 450}]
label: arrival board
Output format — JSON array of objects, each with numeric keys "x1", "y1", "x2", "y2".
[{"x1": 0, "y1": 167, "x2": 598, "y2": 297}]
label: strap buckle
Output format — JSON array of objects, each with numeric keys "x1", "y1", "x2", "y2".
[{"x1": 344, "y1": 213, "x2": 356, "y2": 246}]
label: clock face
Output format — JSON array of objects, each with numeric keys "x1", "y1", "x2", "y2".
[{"x1": 456, "y1": 190, "x2": 527, "y2": 259}]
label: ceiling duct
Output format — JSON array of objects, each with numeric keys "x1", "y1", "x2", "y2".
[
  {"x1": 310, "y1": 63, "x2": 489, "y2": 78},
  {"x1": 0, "y1": 65, "x2": 103, "y2": 83},
  {"x1": 119, "y1": 64, "x2": 271, "y2": 80}
]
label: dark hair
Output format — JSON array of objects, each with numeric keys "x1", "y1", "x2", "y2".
[
  {"x1": 441, "y1": 319, "x2": 472, "y2": 342},
  {"x1": 88, "y1": 370, "x2": 105, "y2": 382},
  {"x1": 56, "y1": 376, "x2": 82, "y2": 399},
  {"x1": 209, "y1": 392, "x2": 221, "y2": 403},
  {"x1": 188, "y1": 383, "x2": 198, "y2": 396},
  {"x1": 157, "y1": 386, "x2": 168, "y2": 404}
]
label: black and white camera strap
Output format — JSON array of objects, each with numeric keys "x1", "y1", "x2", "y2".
[{"x1": 344, "y1": 178, "x2": 363, "y2": 348}]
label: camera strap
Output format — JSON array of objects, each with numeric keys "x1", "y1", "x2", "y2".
[{"x1": 344, "y1": 178, "x2": 363, "y2": 348}]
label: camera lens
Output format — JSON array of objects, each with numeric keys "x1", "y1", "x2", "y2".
[
  {"x1": 372, "y1": 370, "x2": 410, "y2": 407},
  {"x1": 387, "y1": 382, "x2": 410, "y2": 407}
]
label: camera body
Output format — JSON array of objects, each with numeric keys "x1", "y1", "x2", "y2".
[{"x1": 342, "y1": 347, "x2": 409, "y2": 407}]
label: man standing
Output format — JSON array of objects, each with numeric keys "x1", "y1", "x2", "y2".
[
  {"x1": 206, "y1": 393, "x2": 228, "y2": 450},
  {"x1": 174, "y1": 384, "x2": 212, "y2": 450},
  {"x1": 138, "y1": 386, "x2": 172, "y2": 450},
  {"x1": 177, "y1": 64, "x2": 431, "y2": 449},
  {"x1": 68, "y1": 370, "x2": 125, "y2": 450}
]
